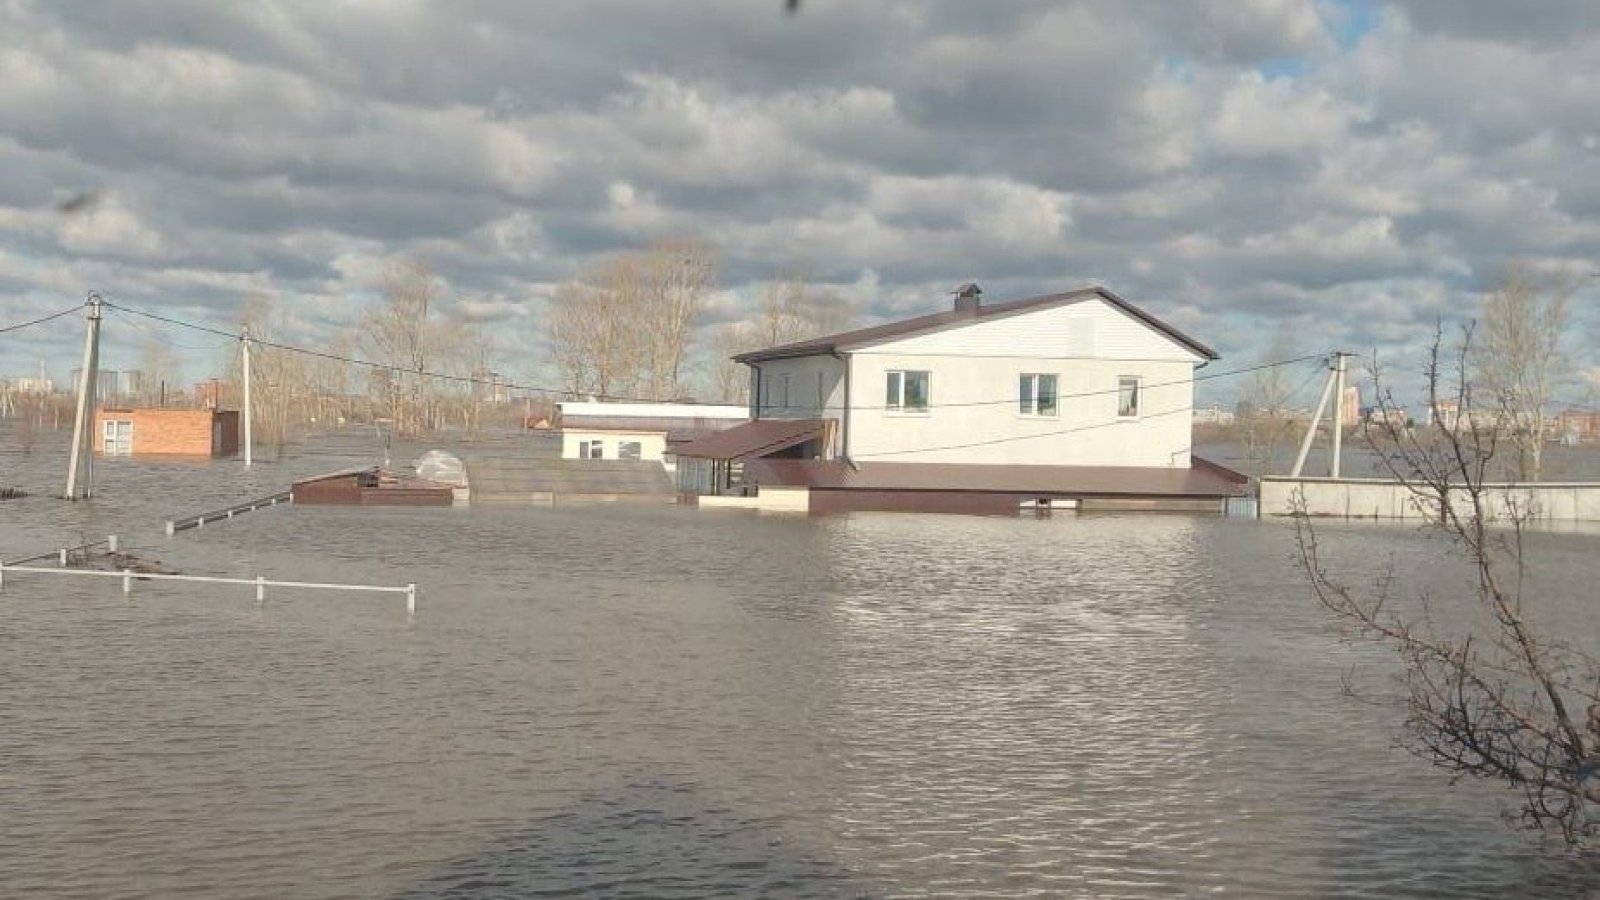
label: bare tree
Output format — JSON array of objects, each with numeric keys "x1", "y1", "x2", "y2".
[
  {"x1": 137, "y1": 338, "x2": 179, "y2": 406},
  {"x1": 547, "y1": 259, "x2": 642, "y2": 400},
  {"x1": 1238, "y1": 322, "x2": 1301, "y2": 477},
  {"x1": 705, "y1": 275, "x2": 858, "y2": 402},
  {"x1": 1472, "y1": 265, "x2": 1572, "y2": 481},
  {"x1": 547, "y1": 240, "x2": 718, "y2": 401},
  {"x1": 640, "y1": 239, "x2": 715, "y2": 399},
  {"x1": 364, "y1": 258, "x2": 452, "y2": 435},
  {"x1": 1297, "y1": 324, "x2": 1600, "y2": 847}
]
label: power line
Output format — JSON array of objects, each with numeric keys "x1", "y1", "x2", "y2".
[
  {"x1": 0, "y1": 305, "x2": 81, "y2": 335},
  {"x1": 102, "y1": 298, "x2": 1330, "y2": 412},
  {"x1": 854, "y1": 357, "x2": 1329, "y2": 459},
  {"x1": 774, "y1": 351, "x2": 1330, "y2": 413}
]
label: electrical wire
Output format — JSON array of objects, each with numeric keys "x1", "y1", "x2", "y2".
[
  {"x1": 853, "y1": 358, "x2": 1331, "y2": 458},
  {"x1": 101, "y1": 298, "x2": 1331, "y2": 412},
  {"x1": 0, "y1": 305, "x2": 81, "y2": 335}
]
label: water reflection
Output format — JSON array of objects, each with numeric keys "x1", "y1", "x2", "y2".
[
  {"x1": 4, "y1": 429, "x2": 1600, "y2": 897},
  {"x1": 392, "y1": 778, "x2": 868, "y2": 899}
]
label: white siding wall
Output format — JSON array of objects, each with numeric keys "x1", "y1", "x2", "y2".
[
  {"x1": 750, "y1": 354, "x2": 847, "y2": 457},
  {"x1": 845, "y1": 353, "x2": 1195, "y2": 466},
  {"x1": 560, "y1": 429, "x2": 669, "y2": 464}
]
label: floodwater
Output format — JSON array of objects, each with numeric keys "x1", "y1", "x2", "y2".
[{"x1": 4, "y1": 428, "x2": 1600, "y2": 898}]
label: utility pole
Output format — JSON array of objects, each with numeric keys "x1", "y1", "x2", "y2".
[
  {"x1": 64, "y1": 293, "x2": 103, "y2": 500},
  {"x1": 1330, "y1": 351, "x2": 1349, "y2": 479},
  {"x1": 1289, "y1": 351, "x2": 1354, "y2": 479},
  {"x1": 241, "y1": 324, "x2": 253, "y2": 467}
]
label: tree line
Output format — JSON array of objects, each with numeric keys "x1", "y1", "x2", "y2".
[{"x1": 191, "y1": 239, "x2": 856, "y2": 452}]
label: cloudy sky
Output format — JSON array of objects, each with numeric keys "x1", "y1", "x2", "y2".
[{"x1": 1, "y1": 0, "x2": 1596, "y2": 405}]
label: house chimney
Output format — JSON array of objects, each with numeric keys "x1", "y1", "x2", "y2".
[{"x1": 954, "y1": 282, "x2": 982, "y2": 314}]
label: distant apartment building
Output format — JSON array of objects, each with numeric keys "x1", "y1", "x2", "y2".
[
  {"x1": 1, "y1": 375, "x2": 54, "y2": 394},
  {"x1": 1339, "y1": 385, "x2": 1361, "y2": 428},
  {"x1": 70, "y1": 368, "x2": 146, "y2": 402},
  {"x1": 1193, "y1": 404, "x2": 1235, "y2": 426},
  {"x1": 471, "y1": 369, "x2": 514, "y2": 405},
  {"x1": 1557, "y1": 408, "x2": 1600, "y2": 444},
  {"x1": 1365, "y1": 407, "x2": 1410, "y2": 429}
]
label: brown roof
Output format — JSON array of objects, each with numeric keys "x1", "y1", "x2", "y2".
[
  {"x1": 671, "y1": 418, "x2": 824, "y2": 460},
  {"x1": 743, "y1": 457, "x2": 1248, "y2": 498},
  {"x1": 734, "y1": 285, "x2": 1218, "y2": 363}
]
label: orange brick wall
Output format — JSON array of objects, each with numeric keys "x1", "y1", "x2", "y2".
[{"x1": 94, "y1": 408, "x2": 240, "y2": 457}]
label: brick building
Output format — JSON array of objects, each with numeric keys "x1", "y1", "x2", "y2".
[{"x1": 94, "y1": 408, "x2": 240, "y2": 457}]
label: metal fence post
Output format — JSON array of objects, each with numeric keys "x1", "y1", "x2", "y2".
[
  {"x1": 122, "y1": 569, "x2": 132, "y2": 596},
  {"x1": 406, "y1": 583, "x2": 417, "y2": 615},
  {"x1": 108, "y1": 534, "x2": 119, "y2": 553},
  {"x1": 165, "y1": 520, "x2": 175, "y2": 537},
  {"x1": 59, "y1": 548, "x2": 68, "y2": 566},
  {"x1": 255, "y1": 576, "x2": 265, "y2": 604}
]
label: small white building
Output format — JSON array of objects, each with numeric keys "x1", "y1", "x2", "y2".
[
  {"x1": 555, "y1": 401, "x2": 748, "y2": 470},
  {"x1": 674, "y1": 283, "x2": 1248, "y2": 514}
]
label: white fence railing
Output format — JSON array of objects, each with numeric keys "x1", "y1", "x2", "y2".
[
  {"x1": 0, "y1": 564, "x2": 417, "y2": 614},
  {"x1": 167, "y1": 491, "x2": 293, "y2": 536},
  {"x1": 3, "y1": 534, "x2": 123, "y2": 567}
]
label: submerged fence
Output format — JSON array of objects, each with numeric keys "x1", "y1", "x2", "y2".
[
  {"x1": 2, "y1": 534, "x2": 124, "y2": 567},
  {"x1": 0, "y1": 564, "x2": 417, "y2": 614},
  {"x1": 166, "y1": 491, "x2": 293, "y2": 536}
]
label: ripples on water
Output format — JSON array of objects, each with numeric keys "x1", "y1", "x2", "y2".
[{"x1": 3, "y1": 430, "x2": 1600, "y2": 897}]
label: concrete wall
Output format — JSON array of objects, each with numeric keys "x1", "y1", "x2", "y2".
[
  {"x1": 1260, "y1": 477, "x2": 1600, "y2": 523},
  {"x1": 698, "y1": 486, "x2": 810, "y2": 513}
]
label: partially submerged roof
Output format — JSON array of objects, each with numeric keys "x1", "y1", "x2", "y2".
[
  {"x1": 734, "y1": 285, "x2": 1217, "y2": 363},
  {"x1": 464, "y1": 457, "x2": 674, "y2": 497},
  {"x1": 672, "y1": 418, "x2": 824, "y2": 460},
  {"x1": 743, "y1": 457, "x2": 1248, "y2": 498}
]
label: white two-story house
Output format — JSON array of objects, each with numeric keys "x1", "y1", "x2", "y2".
[{"x1": 674, "y1": 284, "x2": 1247, "y2": 514}]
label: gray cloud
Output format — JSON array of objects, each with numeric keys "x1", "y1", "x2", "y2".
[{"x1": 0, "y1": 0, "x2": 1596, "y2": 408}]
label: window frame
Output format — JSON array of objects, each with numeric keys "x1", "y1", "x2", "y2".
[
  {"x1": 1018, "y1": 373, "x2": 1059, "y2": 418},
  {"x1": 1117, "y1": 376, "x2": 1142, "y2": 419},
  {"x1": 617, "y1": 440, "x2": 643, "y2": 461},
  {"x1": 885, "y1": 369, "x2": 931, "y2": 414},
  {"x1": 579, "y1": 439, "x2": 604, "y2": 459}
]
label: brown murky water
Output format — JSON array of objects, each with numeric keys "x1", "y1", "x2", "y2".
[{"x1": 3, "y1": 428, "x2": 1599, "y2": 898}]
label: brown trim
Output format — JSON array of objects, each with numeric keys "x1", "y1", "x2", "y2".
[{"x1": 806, "y1": 488, "x2": 1224, "y2": 517}]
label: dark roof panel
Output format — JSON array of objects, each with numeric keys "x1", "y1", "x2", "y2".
[
  {"x1": 734, "y1": 286, "x2": 1217, "y2": 363},
  {"x1": 671, "y1": 418, "x2": 824, "y2": 460}
]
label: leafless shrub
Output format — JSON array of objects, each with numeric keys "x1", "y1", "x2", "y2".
[{"x1": 1296, "y1": 324, "x2": 1600, "y2": 847}]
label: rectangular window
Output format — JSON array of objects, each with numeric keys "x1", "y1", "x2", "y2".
[
  {"x1": 618, "y1": 441, "x2": 642, "y2": 460},
  {"x1": 886, "y1": 370, "x2": 930, "y2": 412},
  {"x1": 1118, "y1": 376, "x2": 1141, "y2": 418},
  {"x1": 103, "y1": 419, "x2": 133, "y2": 455},
  {"x1": 1019, "y1": 373, "x2": 1058, "y2": 416},
  {"x1": 580, "y1": 439, "x2": 604, "y2": 459}
]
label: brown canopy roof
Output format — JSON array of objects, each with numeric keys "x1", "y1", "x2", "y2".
[
  {"x1": 671, "y1": 418, "x2": 825, "y2": 460},
  {"x1": 734, "y1": 286, "x2": 1218, "y2": 363},
  {"x1": 743, "y1": 457, "x2": 1248, "y2": 498}
]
